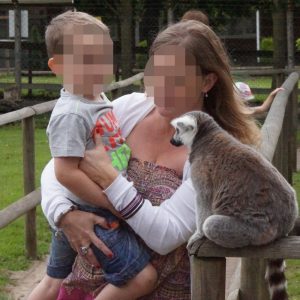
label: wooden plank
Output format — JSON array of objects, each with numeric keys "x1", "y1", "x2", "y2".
[
  {"x1": 260, "y1": 72, "x2": 299, "y2": 160},
  {"x1": 0, "y1": 189, "x2": 41, "y2": 229},
  {"x1": 192, "y1": 236, "x2": 300, "y2": 259},
  {"x1": 240, "y1": 259, "x2": 269, "y2": 300},
  {"x1": 0, "y1": 106, "x2": 38, "y2": 126},
  {"x1": 190, "y1": 256, "x2": 225, "y2": 300},
  {"x1": 227, "y1": 289, "x2": 240, "y2": 300},
  {"x1": 22, "y1": 117, "x2": 37, "y2": 259},
  {"x1": 103, "y1": 72, "x2": 144, "y2": 92},
  {"x1": 290, "y1": 85, "x2": 298, "y2": 173}
]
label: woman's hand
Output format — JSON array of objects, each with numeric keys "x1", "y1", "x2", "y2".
[
  {"x1": 59, "y1": 209, "x2": 114, "y2": 266},
  {"x1": 80, "y1": 133, "x2": 119, "y2": 189}
]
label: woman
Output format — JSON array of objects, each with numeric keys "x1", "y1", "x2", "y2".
[{"x1": 30, "y1": 20, "x2": 260, "y2": 299}]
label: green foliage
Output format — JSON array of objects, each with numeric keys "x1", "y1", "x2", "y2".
[
  {"x1": 261, "y1": 37, "x2": 273, "y2": 51},
  {"x1": 138, "y1": 39, "x2": 147, "y2": 48},
  {"x1": 296, "y1": 38, "x2": 300, "y2": 51}
]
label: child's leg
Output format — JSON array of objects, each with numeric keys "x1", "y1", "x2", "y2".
[
  {"x1": 28, "y1": 275, "x2": 63, "y2": 300},
  {"x1": 95, "y1": 263, "x2": 157, "y2": 300},
  {"x1": 28, "y1": 229, "x2": 76, "y2": 300}
]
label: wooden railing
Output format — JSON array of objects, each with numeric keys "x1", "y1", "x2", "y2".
[
  {"x1": 189, "y1": 71, "x2": 300, "y2": 300},
  {"x1": 0, "y1": 72, "x2": 144, "y2": 258},
  {"x1": 0, "y1": 67, "x2": 297, "y2": 94}
]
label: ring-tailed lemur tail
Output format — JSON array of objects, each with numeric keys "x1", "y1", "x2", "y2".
[
  {"x1": 266, "y1": 259, "x2": 288, "y2": 300},
  {"x1": 171, "y1": 111, "x2": 298, "y2": 300}
]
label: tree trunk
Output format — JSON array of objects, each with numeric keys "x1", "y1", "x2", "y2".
[
  {"x1": 287, "y1": 0, "x2": 294, "y2": 69},
  {"x1": 272, "y1": 0, "x2": 287, "y2": 70},
  {"x1": 119, "y1": 0, "x2": 133, "y2": 92},
  {"x1": 271, "y1": 0, "x2": 286, "y2": 89}
]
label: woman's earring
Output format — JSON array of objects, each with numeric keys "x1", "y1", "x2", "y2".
[{"x1": 204, "y1": 92, "x2": 208, "y2": 99}]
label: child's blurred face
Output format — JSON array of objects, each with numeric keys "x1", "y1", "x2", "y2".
[
  {"x1": 54, "y1": 24, "x2": 113, "y2": 99},
  {"x1": 144, "y1": 45, "x2": 203, "y2": 118}
]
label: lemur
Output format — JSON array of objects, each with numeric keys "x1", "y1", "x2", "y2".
[{"x1": 171, "y1": 111, "x2": 298, "y2": 300}]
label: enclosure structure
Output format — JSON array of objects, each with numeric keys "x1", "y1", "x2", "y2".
[{"x1": 0, "y1": 69, "x2": 299, "y2": 299}]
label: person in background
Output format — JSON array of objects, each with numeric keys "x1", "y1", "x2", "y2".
[
  {"x1": 181, "y1": 9, "x2": 210, "y2": 26},
  {"x1": 235, "y1": 81, "x2": 284, "y2": 115}
]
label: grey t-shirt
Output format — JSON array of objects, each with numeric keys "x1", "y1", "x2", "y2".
[{"x1": 47, "y1": 89, "x2": 131, "y2": 205}]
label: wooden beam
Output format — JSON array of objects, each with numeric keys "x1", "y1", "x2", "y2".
[
  {"x1": 0, "y1": 188, "x2": 41, "y2": 229},
  {"x1": 191, "y1": 236, "x2": 300, "y2": 259},
  {"x1": 260, "y1": 72, "x2": 299, "y2": 161},
  {"x1": 22, "y1": 116, "x2": 37, "y2": 259}
]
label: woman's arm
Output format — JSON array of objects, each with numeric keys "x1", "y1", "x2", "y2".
[{"x1": 106, "y1": 175, "x2": 196, "y2": 255}]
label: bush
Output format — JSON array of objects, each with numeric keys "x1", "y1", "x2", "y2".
[
  {"x1": 296, "y1": 38, "x2": 300, "y2": 51},
  {"x1": 138, "y1": 40, "x2": 147, "y2": 48},
  {"x1": 261, "y1": 37, "x2": 273, "y2": 51}
]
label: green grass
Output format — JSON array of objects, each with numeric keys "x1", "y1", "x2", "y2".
[
  {"x1": 0, "y1": 121, "x2": 51, "y2": 296},
  {"x1": 0, "y1": 74, "x2": 61, "y2": 85},
  {"x1": 0, "y1": 74, "x2": 61, "y2": 99}
]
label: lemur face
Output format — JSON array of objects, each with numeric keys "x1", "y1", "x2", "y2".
[{"x1": 170, "y1": 114, "x2": 197, "y2": 148}]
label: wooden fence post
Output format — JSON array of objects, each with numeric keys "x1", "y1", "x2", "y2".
[
  {"x1": 289, "y1": 83, "x2": 298, "y2": 174},
  {"x1": 190, "y1": 256, "x2": 225, "y2": 300},
  {"x1": 240, "y1": 258, "x2": 269, "y2": 300},
  {"x1": 22, "y1": 116, "x2": 37, "y2": 259}
]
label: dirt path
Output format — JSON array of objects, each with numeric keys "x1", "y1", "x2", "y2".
[{"x1": 6, "y1": 258, "x2": 47, "y2": 300}]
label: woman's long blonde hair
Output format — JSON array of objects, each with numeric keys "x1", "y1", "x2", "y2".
[{"x1": 149, "y1": 20, "x2": 260, "y2": 146}]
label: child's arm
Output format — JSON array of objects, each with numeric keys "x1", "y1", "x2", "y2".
[
  {"x1": 250, "y1": 87, "x2": 284, "y2": 115},
  {"x1": 54, "y1": 156, "x2": 119, "y2": 216}
]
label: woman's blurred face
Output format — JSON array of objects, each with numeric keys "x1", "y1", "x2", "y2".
[{"x1": 144, "y1": 45, "x2": 204, "y2": 118}]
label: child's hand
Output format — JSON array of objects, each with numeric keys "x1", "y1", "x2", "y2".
[
  {"x1": 269, "y1": 87, "x2": 285, "y2": 99},
  {"x1": 80, "y1": 132, "x2": 118, "y2": 189}
]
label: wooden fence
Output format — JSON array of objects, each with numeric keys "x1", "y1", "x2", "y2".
[
  {"x1": 0, "y1": 72, "x2": 143, "y2": 258},
  {"x1": 189, "y1": 71, "x2": 300, "y2": 300},
  {"x1": 0, "y1": 70, "x2": 299, "y2": 300},
  {"x1": 0, "y1": 67, "x2": 298, "y2": 96}
]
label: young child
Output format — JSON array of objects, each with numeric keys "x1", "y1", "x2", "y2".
[
  {"x1": 235, "y1": 81, "x2": 284, "y2": 115},
  {"x1": 39, "y1": 11, "x2": 157, "y2": 300}
]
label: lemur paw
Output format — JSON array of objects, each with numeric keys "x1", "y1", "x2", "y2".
[{"x1": 187, "y1": 232, "x2": 205, "y2": 252}]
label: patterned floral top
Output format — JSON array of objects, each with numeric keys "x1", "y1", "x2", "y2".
[{"x1": 58, "y1": 157, "x2": 190, "y2": 300}]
